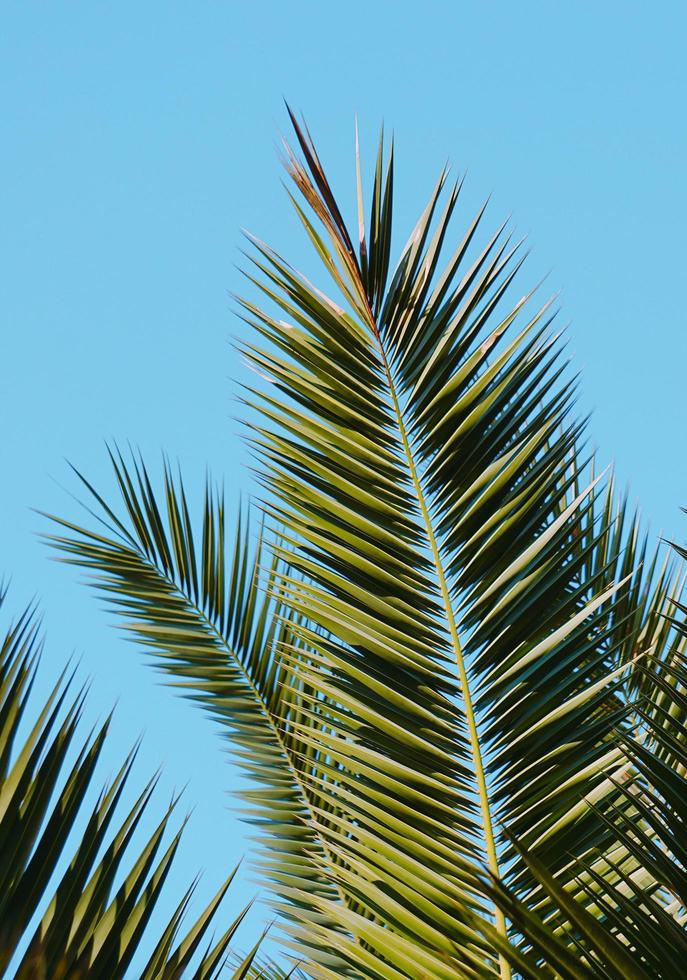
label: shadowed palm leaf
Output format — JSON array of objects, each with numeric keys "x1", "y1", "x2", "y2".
[
  {"x1": 490, "y1": 575, "x2": 687, "y2": 977},
  {"x1": 0, "y1": 591, "x2": 258, "y2": 979}
]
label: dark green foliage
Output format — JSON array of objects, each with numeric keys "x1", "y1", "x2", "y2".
[{"x1": 0, "y1": 591, "x2": 257, "y2": 978}]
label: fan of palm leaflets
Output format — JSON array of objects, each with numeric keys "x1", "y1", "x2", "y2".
[
  {"x1": 45, "y1": 454, "x2": 354, "y2": 973},
  {"x1": 44, "y1": 113, "x2": 683, "y2": 978},
  {"x1": 0, "y1": 590, "x2": 259, "y2": 979}
]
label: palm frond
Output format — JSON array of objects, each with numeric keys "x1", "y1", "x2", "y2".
[
  {"x1": 44, "y1": 450, "x2": 358, "y2": 969},
  {"x1": 490, "y1": 634, "x2": 687, "y2": 978},
  {"x1": 0, "y1": 591, "x2": 256, "y2": 979},
  {"x1": 232, "y1": 112, "x2": 681, "y2": 974}
]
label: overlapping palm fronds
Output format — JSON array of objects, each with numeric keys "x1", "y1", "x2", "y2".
[
  {"x1": 44, "y1": 112, "x2": 687, "y2": 979},
  {"x1": 490, "y1": 561, "x2": 687, "y2": 978},
  {"x1": 0, "y1": 590, "x2": 257, "y2": 979}
]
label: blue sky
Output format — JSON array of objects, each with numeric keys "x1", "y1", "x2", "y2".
[{"x1": 2, "y1": 1, "x2": 686, "y2": 968}]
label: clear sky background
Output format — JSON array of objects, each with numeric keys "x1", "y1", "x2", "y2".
[{"x1": 2, "y1": 1, "x2": 686, "y2": 970}]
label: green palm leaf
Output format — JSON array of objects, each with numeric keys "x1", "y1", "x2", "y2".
[
  {"x1": 44, "y1": 451, "x2": 360, "y2": 969},
  {"x1": 0, "y1": 590, "x2": 257, "y2": 978},
  {"x1": 232, "y1": 112, "x2": 681, "y2": 974},
  {"x1": 490, "y1": 607, "x2": 687, "y2": 977}
]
